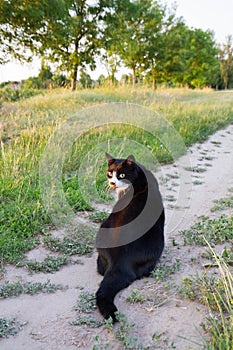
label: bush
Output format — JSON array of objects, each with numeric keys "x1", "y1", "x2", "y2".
[{"x1": 0, "y1": 87, "x2": 42, "y2": 103}]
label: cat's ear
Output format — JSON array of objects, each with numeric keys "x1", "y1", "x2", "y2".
[
  {"x1": 105, "y1": 152, "x2": 115, "y2": 165},
  {"x1": 126, "y1": 155, "x2": 136, "y2": 165}
]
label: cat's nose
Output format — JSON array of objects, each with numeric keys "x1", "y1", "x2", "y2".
[{"x1": 110, "y1": 182, "x2": 115, "y2": 186}]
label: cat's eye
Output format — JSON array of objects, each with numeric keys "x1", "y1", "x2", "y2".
[
  {"x1": 107, "y1": 171, "x2": 113, "y2": 177},
  {"x1": 119, "y1": 173, "x2": 125, "y2": 179}
]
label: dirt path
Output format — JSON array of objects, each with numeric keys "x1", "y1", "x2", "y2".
[{"x1": 1, "y1": 124, "x2": 233, "y2": 350}]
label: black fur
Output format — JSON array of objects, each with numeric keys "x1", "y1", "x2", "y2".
[{"x1": 95, "y1": 154, "x2": 165, "y2": 321}]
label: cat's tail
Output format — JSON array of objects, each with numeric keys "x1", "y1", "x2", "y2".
[{"x1": 96, "y1": 268, "x2": 135, "y2": 322}]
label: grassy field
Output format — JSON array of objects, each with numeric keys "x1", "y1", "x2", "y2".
[
  {"x1": 0, "y1": 86, "x2": 233, "y2": 347},
  {"x1": 1, "y1": 87, "x2": 233, "y2": 263}
]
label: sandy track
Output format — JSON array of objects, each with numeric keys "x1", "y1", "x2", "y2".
[{"x1": 1, "y1": 124, "x2": 233, "y2": 350}]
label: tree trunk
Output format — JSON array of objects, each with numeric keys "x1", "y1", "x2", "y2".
[
  {"x1": 152, "y1": 76, "x2": 157, "y2": 90},
  {"x1": 71, "y1": 40, "x2": 79, "y2": 91},
  {"x1": 132, "y1": 67, "x2": 136, "y2": 88},
  {"x1": 71, "y1": 64, "x2": 78, "y2": 91}
]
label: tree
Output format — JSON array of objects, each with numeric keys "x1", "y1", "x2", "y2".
[
  {"x1": 218, "y1": 35, "x2": 233, "y2": 89},
  {"x1": 181, "y1": 29, "x2": 218, "y2": 88},
  {"x1": 79, "y1": 69, "x2": 92, "y2": 88},
  {"x1": 101, "y1": 52, "x2": 120, "y2": 86},
  {"x1": 44, "y1": 0, "x2": 110, "y2": 91},
  {"x1": 38, "y1": 58, "x2": 53, "y2": 88},
  {"x1": 142, "y1": 9, "x2": 185, "y2": 89},
  {"x1": 104, "y1": 0, "x2": 167, "y2": 88},
  {"x1": 0, "y1": 0, "x2": 66, "y2": 63},
  {"x1": 0, "y1": 0, "x2": 109, "y2": 90}
]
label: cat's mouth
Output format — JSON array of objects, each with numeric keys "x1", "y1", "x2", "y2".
[{"x1": 109, "y1": 184, "x2": 117, "y2": 189}]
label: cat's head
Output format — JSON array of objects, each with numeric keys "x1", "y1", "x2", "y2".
[{"x1": 105, "y1": 153, "x2": 138, "y2": 193}]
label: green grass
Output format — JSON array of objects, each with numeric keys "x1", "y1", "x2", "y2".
[
  {"x1": 89, "y1": 211, "x2": 110, "y2": 223},
  {"x1": 179, "y1": 245, "x2": 233, "y2": 350},
  {"x1": 1, "y1": 87, "x2": 233, "y2": 263}
]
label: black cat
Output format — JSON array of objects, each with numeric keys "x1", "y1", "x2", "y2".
[{"x1": 95, "y1": 153, "x2": 165, "y2": 321}]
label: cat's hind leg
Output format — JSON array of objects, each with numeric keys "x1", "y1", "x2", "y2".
[{"x1": 97, "y1": 255, "x2": 107, "y2": 276}]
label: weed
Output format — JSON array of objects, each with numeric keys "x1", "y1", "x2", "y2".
[
  {"x1": 17, "y1": 255, "x2": 70, "y2": 273},
  {"x1": 0, "y1": 279, "x2": 67, "y2": 298},
  {"x1": 0, "y1": 317, "x2": 26, "y2": 338},
  {"x1": 71, "y1": 315, "x2": 102, "y2": 328},
  {"x1": 182, "y1": 215, "x2": 233, "y2": 246},
  {"x1": 44, "y1": 235, "x2": 93, "y2": 256},
  {"x1": 151, "y1": 259, "x2": 181, "y2": 281},
  {"x1": 62, "y1": 173, "x2": 92, "y2": 211},
  {"x1": 165, "y1": 173, "x2": 180, "y2": 180},
  {"x1": 89, "y1": 211, "x2": 109, "y2": 223},
  {"x1": 179, "y1": 274, "x2": 231, "y2": 312},
  {"x1": 75, "y1": 290, "x2": 97, "y2": 313},
  {"x1": 151, "y1": 332, "x2": 176, "y2": 349},
  {"x1": 72, "y1": 290, "x2": 102, "y2": 332},
  {"x1": 183, "y1": 166, "x2": 207, "y2": 173},
  {"x1": 104, "y1": 316, "x2": 114, "y2": 331},
  {"x1": 211, "y1": 195, "x2": 233, "y2": 212},
  {"x1": 202, "y1": 246, "x2": 233, "y2": 268},
  {"x1": 211, "y1": 140, "x2": 222, "y2": 146},
  {"x1": 92, "y1": 336, "x2": 110, "y2": 350},
  {"x1": 203, "y1": 246, "x2": 233, "y2": 350},
  {"x1": 126, "y1": 289, "x2": 146, "y2": 304},
  {"x1": 181, "y1": 243, "x2": 233, "y2": 350},
  {"x1": 114, "y1": 312, "x2": 141, "y2": 349},
  {"x1": 193, "y1": 179, "x2": 204, "y2": 185},
  {"x1": 164, "y1": 194, "x2": 176, "y2": 202}
]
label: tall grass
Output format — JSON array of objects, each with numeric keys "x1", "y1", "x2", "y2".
[
  {"x1": 201, "y1": 242, "x2": 233, "y2": 350},
  {"x1": 0, "y1": 87, "x2": 233, "y2": 263}
]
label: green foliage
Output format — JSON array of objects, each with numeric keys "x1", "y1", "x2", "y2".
[
  {"x1": 182, "y1": 215, "x2": 233, "y2": 246},
  {"x1": 0, "y1": 317, "x2": 25, "y2": 338},
  {"x1": 89, "y1": 211, "x2": 109, "y2": 223},
  {"x1": 71, "y1": 315, "x2": 102, "y2": 328},
  {"x1": 218, "y1": 35, "x2": 233, "y2": 89},
  {"x1": 0, "y1": 0, "x2": 66, "y2": 63},
  {"x1": 104, "y1": 0, "x2": 166, "y2": 87},
  {"x1": 0, "y1": 280, "x2": 67, "y2": 298},
  {"x1": 79, "y1": 70, "x2": 93, "y2": 89},
  {"x1": 43, "y1": 235, "x2": 93, "y2": 256},
  {"x1": 179, "y1": 267, "x2": 231, "y2": 311},
  {"x1": 211, "y1": 195, "x2": 233, "y2": 212},
  {"x1": 0, "y1": 0, "x2": 222, "y2": 89},
  {"x1": 150, "y1": 259, "x2": 181, "y2": 281},
  {"x1": 0, "y1": 87, "x2": 42, "y2": 102},
  {"x1": 17, "y1": 255, "x2": 70, "y2": 273},
  {"x1": 179, "y1": 246, "x2": 233, "y2": 350},
  {"x1": 62, "y1": 173, "x2": 91, "y2": 211},
  {"x1": 182, "y1": 28, "x2": 218, "y2": 88},
  {"x1": 126, "y1": 289, "x2": 146, "y2": 304},
  {"x1": 75, "y1": 291, "x2": 97, "y2": 313}
]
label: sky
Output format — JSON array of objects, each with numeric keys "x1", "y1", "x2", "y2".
[{"x1": 0, "y1": 0, "x2": 233, "y2": 83}]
